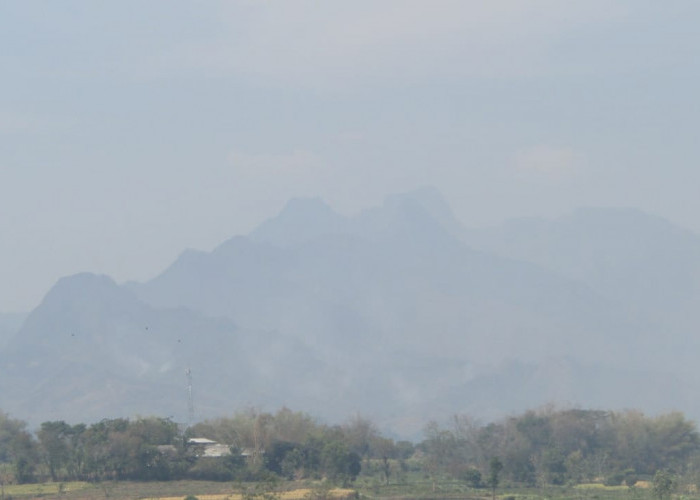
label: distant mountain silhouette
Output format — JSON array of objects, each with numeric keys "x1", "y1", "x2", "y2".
[
  {"x1": 133, "y1": 192, "x2": 625, "y2": 367},
  {"x1": 463, "y1": 207, "x2": 700, "y2": 374},
  {"x1": 0, "y1": 273, "x2": 327, "y2": 425},
  {"x1": 464, "y1": 207, "x2": 700, "y2": 308},
  {"x1": 0, "y1": 312, "x2": 25, "y2": 349},
  {"x1": 2, "y1": 191, "x2": 699, "y2": 435}
]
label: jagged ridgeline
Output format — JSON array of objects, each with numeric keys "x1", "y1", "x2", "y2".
[{"x1": 2, "y1": 188, "x2": 700, "y2": 435}]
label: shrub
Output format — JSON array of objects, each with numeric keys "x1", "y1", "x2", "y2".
[
  {"x1": 187, "y1": 458, "x2": 235, "y2": 481},
  {"x1": 604, "y1": 472, "x2": 625, "y2": 486},
  {"x1": 460, "y1": 467, "x2": 482, "y2": 488}
]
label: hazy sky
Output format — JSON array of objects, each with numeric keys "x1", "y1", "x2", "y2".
[{"x1": 3, "y1": 1, "x2": 700, "y2": 312}]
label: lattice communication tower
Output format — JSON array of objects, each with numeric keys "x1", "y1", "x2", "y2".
[{"x1": 186, "y1": 367, "x2": 194, "y2": 428}]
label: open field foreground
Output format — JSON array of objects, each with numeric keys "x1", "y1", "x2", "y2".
[
  {"x1": 0, "y1": 482, "x2": 357, "y2": 500},
  {"x1": 0, "y1": 480, "x2": 690, "y2": 500},
  {"x1": 154, "y1": 487, "x2": 357, "y2": 500}
]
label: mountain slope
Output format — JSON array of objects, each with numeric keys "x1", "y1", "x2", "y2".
[
  {"x1": 463, "y1": 207, "x2": 700, "y2": 372},
  {"x1": 4, "y1": 192, "x2": 699, "y2": 434},
  {"x1": 0, "y1": 312, "x2": 25, "y2": 350},
  {"x1": 134, "y1": 196, "x2": 631, "y2": 368},
  {"x1": 0, "y1": 273, "x2": 326, "y2": 425},
  {"x1": 464, "y1": 207, "x2": 700, "y2": 310}
]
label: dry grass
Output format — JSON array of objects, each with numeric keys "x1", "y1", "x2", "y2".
[
  {"x1": 153, "y1": 488, "x2": 355, "y2": 500},
  {"x1": 0, "y1": 481, "x2": 89, "y2": 496},
  {"x1": 574, "y1": 483, "x2": 628, "y2": 491}
]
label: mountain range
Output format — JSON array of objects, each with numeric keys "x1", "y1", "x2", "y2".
[{"x1": 2, "y1": 187, "x2": 699, "y2": 437}]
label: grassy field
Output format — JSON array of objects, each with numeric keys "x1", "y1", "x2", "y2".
[
  {"x1": 0, "y1": 481, "x2": 89, "y2": 497},
  {"x1": 153, "y1": 487, "x2": 356, "y2": 500},
  {"x1": 0, "y1": 481, "x2": 356, "y2": 500},
  {"x1": 0, "y1": 479, "x2": 687, "y2": 500}
]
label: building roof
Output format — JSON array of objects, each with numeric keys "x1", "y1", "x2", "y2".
[
  {"x1": 203, "y1": 443, "x2": 232, "y2": 457},
  {"x1": 187, "y1": 437, "x2": 217, "y2": 445}
]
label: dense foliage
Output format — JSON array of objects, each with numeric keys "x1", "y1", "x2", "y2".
[
  {"x1": 0, "y1": 407, "x2": 698, "y2": 492},
  {"x1": 419, "y1": 408, "x2": 699, "y2": 487}
]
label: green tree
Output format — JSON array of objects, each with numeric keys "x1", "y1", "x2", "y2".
[
  {"x1": 371, "y1": 437, "x2": 397, "y2": 485},
  {"x1": 0, "y1": 412, "x2": 27, "y2": 463},
  {"x1": 460, "y1": 467, "x2": 482, "y2": 488},
  {"x1": 265, "y1": 441, "x2": 299, "y2": 477},
  {"x1": 321, "y1": 441, "x2": 361, "y2": 485},
  {"x1": 342, "y1": 415, "x2": 379, "y2": 459},
  {"x1": 422, "y1": 421, "x2": 458, "y2": 491},
  {"x1": 487, "y1": 457, "x2": 503, "y2": 500},
  {"x1": 652, "y1": 469, "x2": 674, "y2": 500},
  {"x1": 280, "y1": 448, "x2": 305, "y2": 480},
  {"x1": 11, "y1": 431, "x2": 38, "y2": 484},
  {"x1": 38, "y1": 421, "x2": 72, "y2": 481}
]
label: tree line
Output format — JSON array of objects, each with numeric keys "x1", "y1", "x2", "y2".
[
  {"x1": 419, "y1": 408, "x2": 699, "y2": 488},
  {"x1": 0, "y1": 407, "x2": 698, "y2": 490}
]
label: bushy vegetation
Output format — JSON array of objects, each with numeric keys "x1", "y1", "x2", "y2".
[
  {"x1": 0, "y1": 408, "x2": 364, "y2": 486},
  {"x1": 418, "y1": 408, "x2": 699, "y2": 488},
  {"x1": 0, "y1": 406, "x2": 699, "y2": 497}
]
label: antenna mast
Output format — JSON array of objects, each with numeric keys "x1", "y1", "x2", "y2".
[{"x1": 186, "y1": 367, "x2": 194, "y2": 428}]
